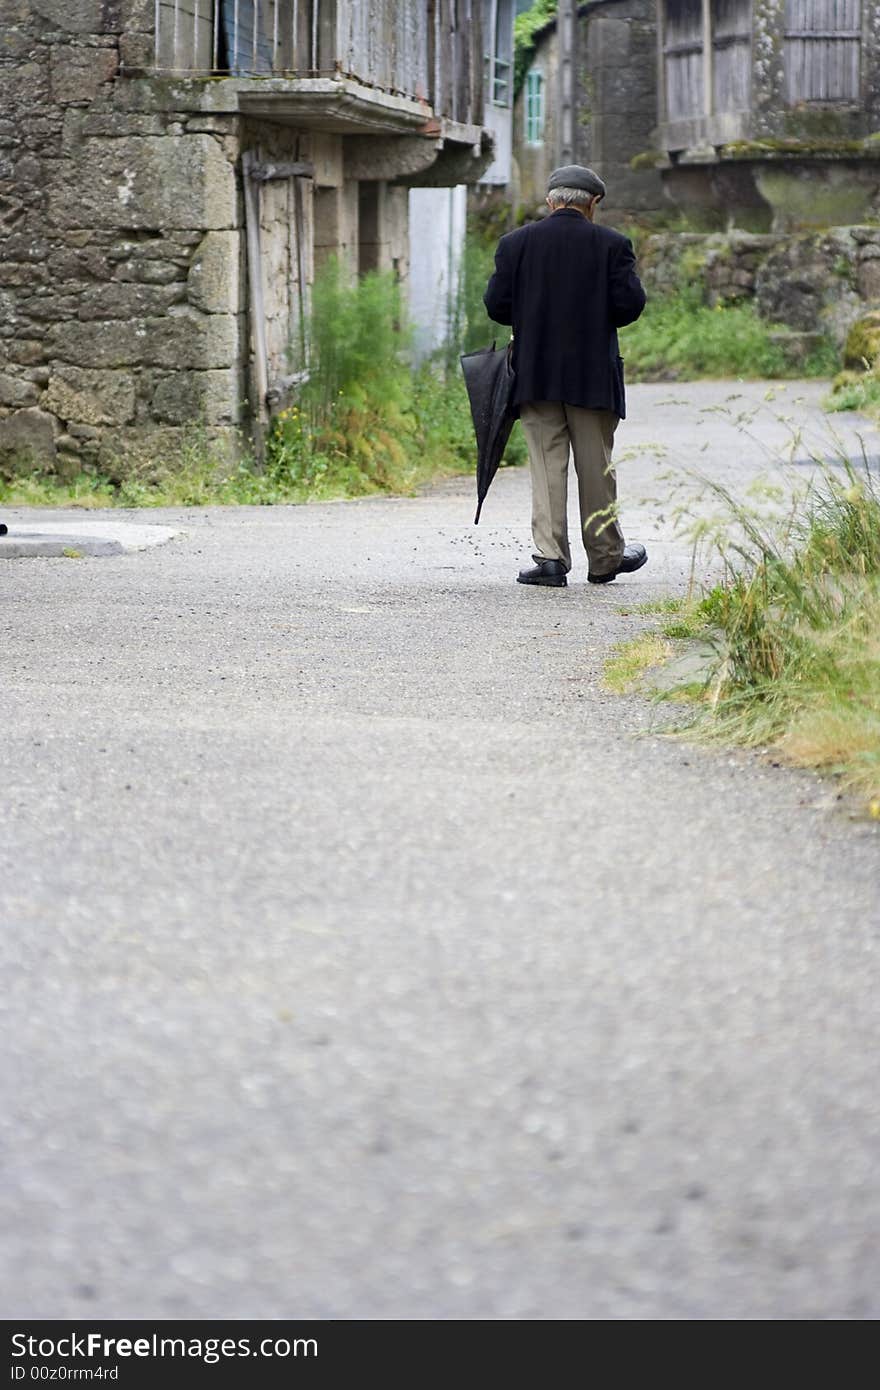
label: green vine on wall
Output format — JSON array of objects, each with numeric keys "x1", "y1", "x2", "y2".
[{"x1": 514, "y1": 0, "x2": 558, "y2": 98}]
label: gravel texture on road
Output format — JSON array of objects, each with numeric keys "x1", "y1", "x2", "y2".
[{"x1": 2, "y1": 381, "x2": 878, "y2": 1320}]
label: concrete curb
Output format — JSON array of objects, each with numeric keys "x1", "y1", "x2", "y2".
[{"x1": 0, "y1": 520, "x2": 180, "y2": 560}]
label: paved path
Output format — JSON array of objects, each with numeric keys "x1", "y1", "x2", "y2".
[{"x1": 2, "y1": 382, "x2": 878, "y2": 1320}]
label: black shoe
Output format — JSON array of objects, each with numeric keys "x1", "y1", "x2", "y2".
[
  {"x1": 517, "y1": 558, "x2": 568, "y2": 587},
  {"x1": 588, "y1": 543, "x2": 648, "y2": 584}
]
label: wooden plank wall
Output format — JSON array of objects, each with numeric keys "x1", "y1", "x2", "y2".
[
  {"x1": 155, "y1": 2, "x2": 316, "y2": 74},
  {"x1": 713, "y1": 0, "x2": 750, "y2": 112},
  {"x1": 243, "y1": 154, "x2": 314, "y2": 429},
  {"x1": 784, "y1": 0, "x2": 862, "y2": 102},
  {"x1": 155, "y1": 0, "x2": 215, "y2": 71},
  {"x1": 336, "y1": 1, "x2": 444, "y2": 109},
  {"x1": 153, "y1": 2, "x2": 483, "y2": 119},
  {"x1": 456, "y1": 0, "x2": 484, "y2": 124},
  {"x1": 664, "y1": 0, "x2": 703, "y2": 120}
]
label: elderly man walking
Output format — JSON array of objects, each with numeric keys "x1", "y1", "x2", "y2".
[{"x1": 484, "y1": 165, "x2": 647, "y2": 586}]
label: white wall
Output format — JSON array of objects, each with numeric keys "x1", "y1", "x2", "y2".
[
  {"x1": 481, "y1": 102, "x2": 514, "y2": 186},
  {"x1": 407, "y1": 185, "x2": 468, "y2": 361}
]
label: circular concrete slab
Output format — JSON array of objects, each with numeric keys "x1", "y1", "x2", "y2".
[{"x1": 0, "y1": 519, "x2": 180, "y2": 559}]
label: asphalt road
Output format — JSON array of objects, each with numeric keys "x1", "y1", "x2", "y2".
[{"x1": 2, "y1": 381, "x2": 878, "y2": 1320}]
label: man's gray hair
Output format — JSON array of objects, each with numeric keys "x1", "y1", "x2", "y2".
[{"x1": 546, "y1": 185, "x2": 596, "y2": 209}]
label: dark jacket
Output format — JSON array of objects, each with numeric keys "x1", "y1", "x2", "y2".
[{"x1": 483, "y1": 209, "x2": 646, "y2": 418}]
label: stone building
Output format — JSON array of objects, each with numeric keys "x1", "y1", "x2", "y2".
[
  {"x1": 0, "y1": 1, "x2": 495, "y2": 471},
  {"x1": 643, "y1": 1, "x2": 880, "y2": 359},
  {"x1": 513, "y1": 0, "x2": 664, "y2": 225},
  {"x1": 512, "y1": 1, "x2": 880, "y2": 233},
  {"x1": 654, "y1": 0, "x2": 880, "y2": 230}
]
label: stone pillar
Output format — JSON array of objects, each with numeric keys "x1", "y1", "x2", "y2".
[
  {"x1": 581, "y1": 2, "x2": 664, "y2": 224},
  {"x1": 358, "y1": 181, "x2": 409, "y2": 277},
  {"x1": 556, "y1": 0, "x2": 578, "y2": 164},
  {"x1": 701, "y1": 0, "x2": 713, "y2": 119},
  {"x1": 751, "y1": 0, "x2": 786, "y2": 137}
]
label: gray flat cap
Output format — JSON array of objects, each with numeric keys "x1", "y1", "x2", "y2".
[{"x1": 547, "y1": 164, "x2": 606, "y2": 199}]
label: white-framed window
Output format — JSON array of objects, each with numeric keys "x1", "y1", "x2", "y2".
[{"x1": 525, "y1": 68, "x2": 544, "y2": 144}]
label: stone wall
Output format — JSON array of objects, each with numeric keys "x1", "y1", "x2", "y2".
[
  {"x1": 0, "y1": 4, "x2": 249, "y2": 476},
  {"x1": 640, "y1": 225, "x2": 880, "y2": 361},
  {"x1": 513, "y1": 0, "x2": 665, "y2": 226}
]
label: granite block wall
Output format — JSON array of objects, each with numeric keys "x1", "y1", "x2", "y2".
[
  {"x1": 640, "y1": 224, "x2": 880, "y2": 361},
  {"x1": 0, "y1": 3, "x2": 248, "y2": 474}
]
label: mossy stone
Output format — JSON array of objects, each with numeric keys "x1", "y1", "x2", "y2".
[{"x1": 843, "y1": 311, "x2": 880, "y2": 368}]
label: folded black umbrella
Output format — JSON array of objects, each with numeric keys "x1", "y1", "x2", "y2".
[{"x1": 460, "y1": 341, "x2": 516, "y2": 524}]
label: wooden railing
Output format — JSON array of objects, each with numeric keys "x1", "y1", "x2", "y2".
[
  {"x1": 153, "y1": 1, "x2": 483, "y2": 123},
  {"x1": 154, "y1": 1, "x2": 320, "y2": 76}
]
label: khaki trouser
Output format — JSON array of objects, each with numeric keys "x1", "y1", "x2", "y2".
[{"x1": 519, "y1": 400, "x2": 625, "y2": 576}]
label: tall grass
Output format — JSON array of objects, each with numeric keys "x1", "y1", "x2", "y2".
[
  {"x1": 265, "y1": 255, "x2": 526, "y2": 497},
  {"x1": 656, "y1": 456, "x2": 880, "y2": 804},
  {"x1": 266, "y1": 260, "x2": 421, "y2": 496}
]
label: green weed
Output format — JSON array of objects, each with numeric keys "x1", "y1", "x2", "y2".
[
  {"x1": 826, "y1": 371, "x2": 880, "y2": 417},
  {"x1": 621, "y1": 284, "x2": 838, "y2": 381},
  {"x1": 0, "y1": 472, "x2": 117, "y2": 508},
  {"x1": 513, "y1": 1, "x2": 558, "y2": 97},
  {"x1": 0, "y1": 425, "x2": 273, "y2": 509},
  {"x1": 604, "y1": 633, "x2": 674, "y2": 693},
  {"x1": 620, "y1": 596, "x2": 686, "y2": 617}
]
